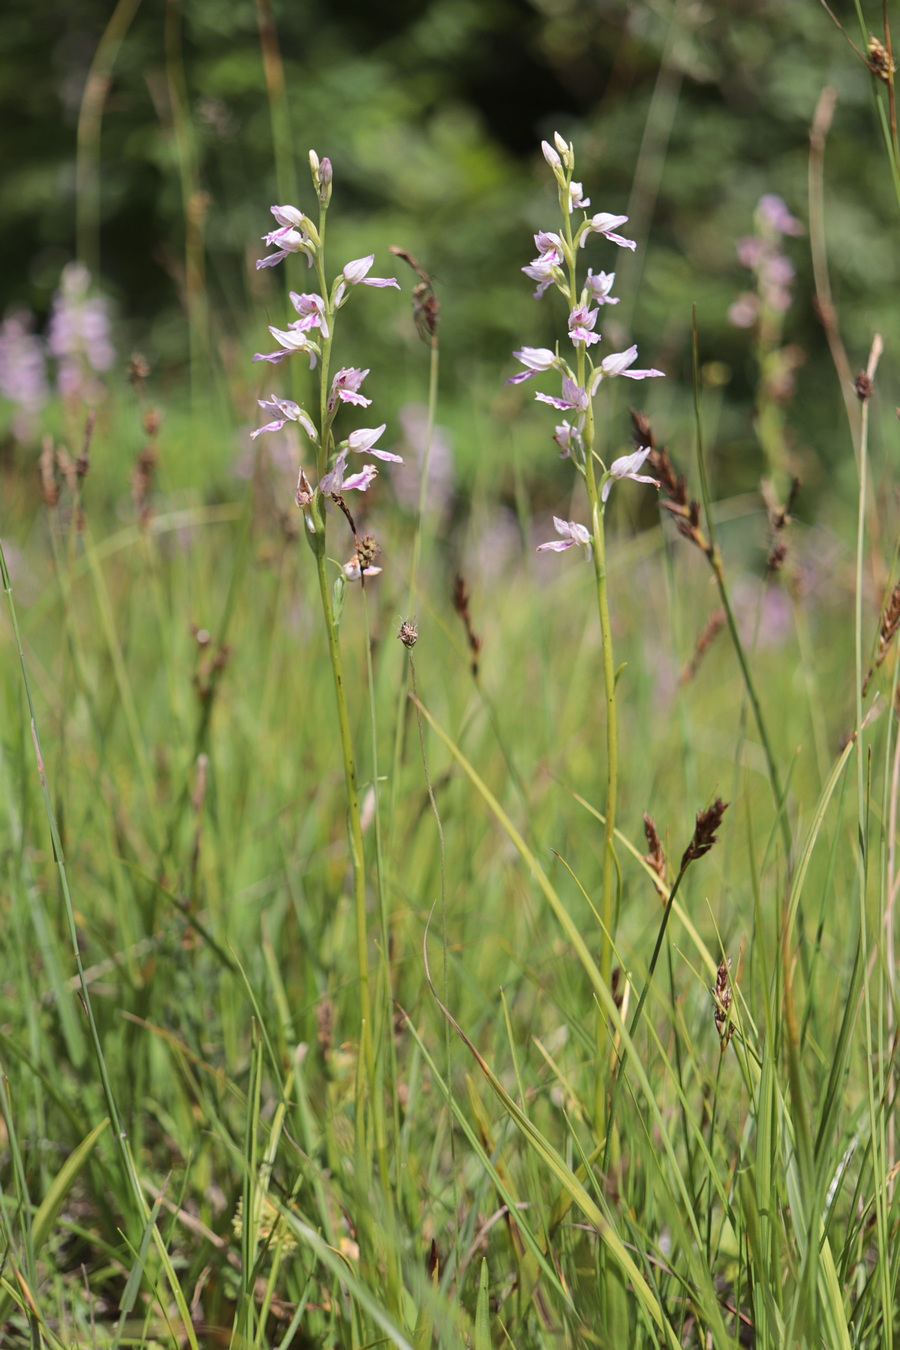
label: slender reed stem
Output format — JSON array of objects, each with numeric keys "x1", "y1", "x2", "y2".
[{"x1": 691, "y1": 310, "x2": 792, "y2": 868}]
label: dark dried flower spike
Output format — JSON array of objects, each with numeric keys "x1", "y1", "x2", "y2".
[
  {"x1": 863, "y1": 580, "x2": 900, "y2": 696},
  {"x1": 397, "y1": 618, "x2": 418, "y2": 648},
  {"x1": 867, "y1": 33, "x2": 896, "y2": 83},
  {"x1": 679, "y1": 607, "x2": 725, "y2": 687},
  {"x1": 854, "y1": 370, "x2": 874, "y2": 402},
  {"x1": 712, "y1": 957, "x2": 734, "y2": 1044},
  {"x1": 681, "y1": 797, "x2": 728, "y2": 871},
  {"x1": 389, "y1": 246, "x2": 440, "y2": 342},
  {"x1": 452, "y1": 574, "x2": 482, "y2": 677},
  {"x1": 642, "y1": 813, "x2": 666, "y2": 881}
]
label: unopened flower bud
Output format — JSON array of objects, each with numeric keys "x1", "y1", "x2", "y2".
[
  {"x1": 308, "y1": 149, "x2": 320, "y2": 179},
  {"x1": 541, "y1": 140, "x2": 561, "y2": 170},
  {"x1": 318, "y1": 157, "x2": 333, "y2": 205}
]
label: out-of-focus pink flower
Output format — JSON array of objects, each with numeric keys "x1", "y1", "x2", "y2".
[
  {"x1": 0, "y1": 309, "x2": 48, "y2": 436},
  {"x1": 391, "y1": 403, "x2": 455, "y2": 514},
  {"x1": 536, "y1": 516, "x2": 592, "y2": 556},
  {"x1": 728, "y1": 294, "x2": 759, "y2": 328},
  {"x1": 757, "y1": 194, "x2": 804, "y2": 236},
  {"x1": 48, "y1": 263, "x2": 115, "y2": 399}
]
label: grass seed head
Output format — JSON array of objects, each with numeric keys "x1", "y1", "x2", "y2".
[
  {"x1": 712, "y1": 957, "x2": 734, "y2": 1046},
  {"x1": 681, "y1": 797, "x2": 728, "y2": 871}
]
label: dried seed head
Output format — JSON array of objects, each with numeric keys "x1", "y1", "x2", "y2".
[
  {"x1": 389, "y1": 247, "x2": 440, "y2": 343},
  {"x1": 642, "y1": 813, "x2": 666, "y2": 883},
  {"x1": 712, "y1": 957, "x2": 734, "y2": 1045},
  {"x1": 681, "y1": 797, "x2": 728, "y2": 871},
  {"x1": 142, "y1": 406, "x2": 161, "y2": 437},
  {"x1": 132, "y1": 446, "x2": 157, "y2": 525},
  {"x1": 679, "y1": 607, "x2": 726, "y2": 686},
  {"x1": 878, "y1": 582, "x2": 900, "y2": 655},
  {"x1": 127, "y1": 352, "x2": 150, "y2": 384},
  {"x1": 854, "y1": 370, "x2": 874, "y2": 402},
  {"x1": 767, "y1": 539, "x2": 788, "y2": 573},
  {"x1": 864, "y1": 579, "x2": 900, "y2": 695},
  {"x1": 452, "y1": 574, "x2": 482, "y2": 678},
  {"x1": 39, "y1": 437, "x2": 59, "y2": 508},
  {"x1": 397, "y1": 618, "x2": 419, "y2": 648},
  {"x1": 357, "y1": 534, "x2": 379, "y2": 570},
  {"x1": 867, "y1": 34, "x2": 896, "y2": 83}
]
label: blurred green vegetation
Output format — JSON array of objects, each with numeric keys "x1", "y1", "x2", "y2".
[{"x1": 2, "y1": 0, "x2": 898, "y2": 494}]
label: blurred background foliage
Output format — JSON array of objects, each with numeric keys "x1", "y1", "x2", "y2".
[{"x1": 0, "y1": 0, "x2": 896, "y2": 496}]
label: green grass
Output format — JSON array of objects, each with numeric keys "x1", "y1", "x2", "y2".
[
  {"x1": 2, "y1": 364, "x2": 900, "y2": 1347},
  {"x1": 4, "y1": 1, "x2": 900, "y2": 1340}
]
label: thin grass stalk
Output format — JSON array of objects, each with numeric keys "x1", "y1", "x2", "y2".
[
  {"x1": 852, "y1": 336, "x2": 893, "y2": 1346},
  {"x1": 690, "y1": 309, "x2": 792, "y2": 870},
  {"x1": 360, "y1": 584, "x2": 402, "y2": 1315},
  {"x1": 165, "y1": 0, "x2": 210, "y2": 409},
  {"x1": 254, "y1": 0, "x2": 298, "y2": 208},
  {"x1": 387, "y1": 281, "x2": 439, "y2": 861},
  {"x1": 75, "y1": 0, "x2": 143, "y2": 275}
]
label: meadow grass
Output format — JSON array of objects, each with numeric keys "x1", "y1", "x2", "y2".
[{"x1": 3, "y1": 11, "x2": 900, "y2": 1348}]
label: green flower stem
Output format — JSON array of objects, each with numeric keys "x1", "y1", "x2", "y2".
[
  {"x1": 584, "y1": 460, "x2": 618, "y2": 990},
  {"x1": 558, "y1": 151, "x2": 619, "y2": 1013},
  {"x1": 309, "y1": 504, "x2": 373, "y2": 1078}
]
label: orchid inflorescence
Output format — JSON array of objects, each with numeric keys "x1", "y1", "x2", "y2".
[
  {"x1": 249, "y1": 152, "x2": 402, "y2": 571},
  {"x1": 507, "y1": 132, "x2": 664, "y2": 555}
]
